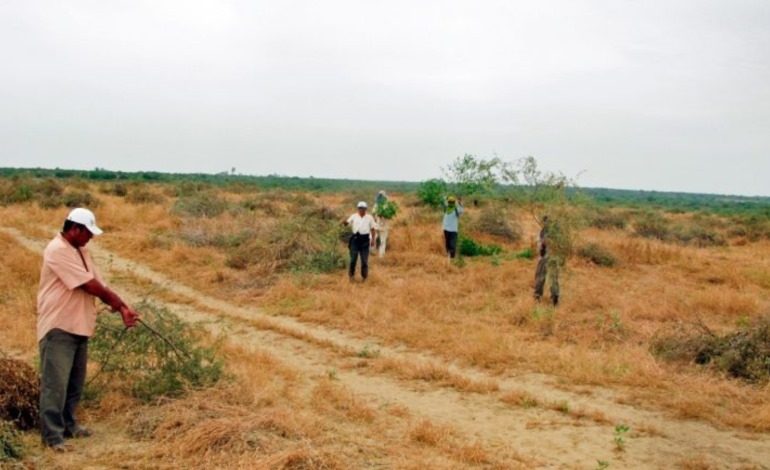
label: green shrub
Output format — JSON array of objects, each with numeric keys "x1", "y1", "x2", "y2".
[
  {"x1": 459, "y1": 235, "x2": 502, "y2": 257},
  {"x1": 588, "y1": 208, "x2": 628, "y2": 230},
  {"x1": 0, "y1": 421, "x2": 23, "y2": 462},
  {"x1": 127, "y1": 188, "x2": 165, "y2": 205},
  {"x1": 671, "y1": 223, "x2": 726, "y2": 247},
  {"x1": 578, "y1": 243, "x2": 617, "y2": 267},
  {"x1": 417, "y1": 179, "x2": 447, "y2": 208},
  {"x1": 173, "y1": 193, "x2": 229, "y2": 218},
  {"x1": 61, "y1": 190, "x2": 100, "y2": 208},
  {"x1": 224, "y1": 211, "x2": 346, "y2": 273},
  {"x1": 474, "y1": 207, "x2": 521, "y2": 241},
  {"x1": 633, "y1": 212, "x2": 671, "y2": 240},
  {"x1": 88, "y1": 301, "x2": 223, "y2": 402}
]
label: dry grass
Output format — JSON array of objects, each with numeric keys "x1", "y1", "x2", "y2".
[{"x1": 2, "y1": 181, "x2": 770, "y2": 466}]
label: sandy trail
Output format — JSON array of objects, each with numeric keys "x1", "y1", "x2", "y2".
[{"x1": 6, "y1": 227, "x2": 769, "y2": 469}]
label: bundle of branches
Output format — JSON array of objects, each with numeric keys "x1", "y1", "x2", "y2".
[
  {"x1": 651, "y1": 317, "x2": 770, "y2": 383},
  {"x1": 89, "y1": 301, "x2": 223, "y2": 402},
  {"x1": 0, "y1": 355, "x2": 39, "y2": 430}
]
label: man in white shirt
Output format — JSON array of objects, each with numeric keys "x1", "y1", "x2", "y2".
[{"x1": 343, "y1": 201, "x2": 378, "y2": 281}]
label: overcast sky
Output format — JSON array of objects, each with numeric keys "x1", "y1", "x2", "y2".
[{"x1": 1, "y1": 1, "x2": 768, "y2": 196}]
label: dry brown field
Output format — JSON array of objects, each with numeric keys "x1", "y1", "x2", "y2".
[{"x1": 1, "y1": 179, "x2": 769, "y2": 468}]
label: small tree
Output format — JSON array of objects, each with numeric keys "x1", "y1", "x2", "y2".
[
  {"x1": 442, "y1": 154, "x2": 501, "y2": 200},
  {"x1": 417, "y1": 178, "x2": 447, "y2": 208}
]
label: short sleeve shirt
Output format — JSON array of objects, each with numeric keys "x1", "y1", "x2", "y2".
[
  {"x1": 36, "y1": 234, "x2": 103, "y2": 341},
  {"x1": 347, "y1": 213, "x2": 378, "y2": 235}
]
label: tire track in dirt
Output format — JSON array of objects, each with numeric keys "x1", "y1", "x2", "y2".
[{"x1": 6, "y1": 227, "x2": 769, "y2": 469}]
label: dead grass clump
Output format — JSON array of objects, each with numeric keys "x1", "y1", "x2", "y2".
[
  {"x1": 652, "y1": 318, "x2": 770, "y2": 382},
  {"x1": 173, "y1": 192, "x2": 229, "y2": 218},
  {"x1": 633, "y1": 211, "x2": 671, "y2": 240},
  {"x1": 0, "y1": 355, "x2": 39, "y2": 430},
  {"x1": 311, "y1": 380, "x2": 376, "y2": 423},
  {"x1": 408, "y1": 419, "x2": 453, "y2": 446},
  {"x1": 253, "y1": 446, "x2": 341, "y2": 470},
  {"x1": 500, "y1": 389, "x2": 539, "y2": 408}
]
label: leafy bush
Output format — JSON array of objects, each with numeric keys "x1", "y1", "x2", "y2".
[
  {"x1": 577, "y1": 243, "x2": 617, "y2": 267},
  {"x1": 459, "y1": 235, "x2": 502, "y2": 257},
  {"x1": 671, "y1": 223, "x2": 726, "y2": 247},
  {"x1": 587, "y1": 208, "x2": 628, "y2": 230},
  {"x1": 127, "y1": 188, "x2": 166, "y2": 205},
  {"x1": 0, "y1": 356, "x2": 39, "y2": 431},
  {"x1": 173, "y1": 193, "x2": 229, "y2": 218},
  {"x1": 417, "y1": 179, "x2": 447, "y2": 208},
  {"x1": 0, "y1": 421, "x2": 23, "y2": 462},
  {"x1": 729, "y1": 215, "x2": 770, "y2": 241},
  {"x1": 651, "y1": 318, "x2": 770, "y2": 383},
  {"x1": 61, "y1": 190, "x2": 100, "y2": 208},
  {"x1": 475, "y1": 207, "x2": 521, "y2": 241},
  {"x1": 633, "y1": 212, "x2": 671, "y2": 240},
  {"x1": 224, "y1": 210, "x2": 346, "y2": 273},
  {"x1": 88, "y1": 302, "x2": 223, "y2": 402}
]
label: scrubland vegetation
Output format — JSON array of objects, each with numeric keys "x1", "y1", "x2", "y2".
[{"x1": 1, "y1": 166, "x2": 769, "y2": 468}]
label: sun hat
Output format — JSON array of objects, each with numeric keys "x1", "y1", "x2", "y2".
[
  {"x1": 66, "y1": 208, "x2": 103, "y2": 235},
  {"x1": 357, "y1": 201, "x2": 368, "y2": 209},
  {"x1": 447, "y1": 195, "x2": 456, "y2": 203}
]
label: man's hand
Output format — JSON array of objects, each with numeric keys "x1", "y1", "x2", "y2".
[{"x1": 119, "y1": 305, "x2": 139, "y2": 328}]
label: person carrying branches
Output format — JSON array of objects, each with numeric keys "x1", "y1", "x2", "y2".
[
  {"x1": 36, "y1": 208, "x2": 140, "y2": 452},
  {"x1": 442, "y1": 195, "x2": 464, "y2": 259},
  {"x1": 373, "y1": 190, "x2": 398, "y2": 257},
  {"x1": 534, "y1": 215, "x2": 560, "y2": 306}
]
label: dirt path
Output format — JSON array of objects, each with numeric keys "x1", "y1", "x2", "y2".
[{"x1": 7, "y1": 227, "x2": 769, "y2": 469}]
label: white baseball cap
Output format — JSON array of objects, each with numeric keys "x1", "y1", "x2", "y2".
[
  {"x1": 66, "y1": 208, "x2": 103, "y2": 236},
  {"x1": 357, "y1": 201, "x2": 368, "y2": 209}
]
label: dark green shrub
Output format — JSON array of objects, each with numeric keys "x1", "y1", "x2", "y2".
[
  {"x1": 0, "y1": 421, "x2": 23, "y2": 462},
  {"x1": 459, "y1": 235, "x2": 502, "y2": 257},
  {"x1": 417, "y1": 179, "x2": 447, "y2": 208},
  {"x1": 88, "y1": 301, "x2": 223, "y2": 402},
  {"x1": 374, "y1": 200, "x2": 399, "y2": 219},
  {"x1": 578, "y1": 243, "x2": 617, "y2": 267}
]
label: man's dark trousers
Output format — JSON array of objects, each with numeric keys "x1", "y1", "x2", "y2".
[
  {"x1": 444, "y1": 230, "x2": 458, "y2": 258},
  {"x1": 39, "y1": 328, "x2": 88, "y2": 446},
  {"x1": 349, "y1": 234, "x2": 370, "y2": 279}
]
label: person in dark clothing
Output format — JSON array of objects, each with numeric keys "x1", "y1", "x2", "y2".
[{"x1": 343, "y1": 201, "x2": 378, "y2": 281}]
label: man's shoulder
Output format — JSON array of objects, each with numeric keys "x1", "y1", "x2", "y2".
[{"x1": 44, "y1": 234, "x2": 67, "y2": 255}]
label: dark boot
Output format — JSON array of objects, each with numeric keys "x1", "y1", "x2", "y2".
[{"x1": 552, "y1": 295, "x2": 559, "y2": 307}]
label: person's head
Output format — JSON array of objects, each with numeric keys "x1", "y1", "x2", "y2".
[
  {"x1": 447, "y1": 195, "x2": 456, "y2": 206},
  {"x1": 62, "y1": 208, "x2": 102, "y2": 247},
  {"x1": 356, "y1": 201, "x2": 367, "y2": 215}
]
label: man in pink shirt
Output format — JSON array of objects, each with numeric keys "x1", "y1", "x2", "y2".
[{"x1": 37, "y1": 208, "x2": 139, "y2": 452}]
